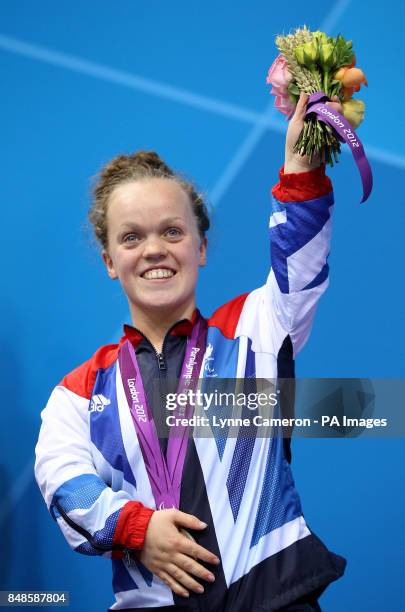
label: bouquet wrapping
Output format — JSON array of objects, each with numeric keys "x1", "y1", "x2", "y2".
[{"x1": 267, "y1": 26, "x2": 372, "y2": 202}]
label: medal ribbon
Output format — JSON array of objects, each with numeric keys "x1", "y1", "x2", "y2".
[{"x1": 119, "y1": 315, "x2": 207, "y2": 509}]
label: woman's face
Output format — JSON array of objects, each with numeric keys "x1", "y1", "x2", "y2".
[{"x1": 102, "y1": 178, "x2": 207, "y2": 321}]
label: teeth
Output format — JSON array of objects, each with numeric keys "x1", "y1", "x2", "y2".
[{"x1": 143, "y1": 268, "x2": 175, "y2": 280}]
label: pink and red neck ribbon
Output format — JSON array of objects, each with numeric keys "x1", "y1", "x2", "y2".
[{"x1": 119, "y1": 316, "x2": 207, "y2": 510}]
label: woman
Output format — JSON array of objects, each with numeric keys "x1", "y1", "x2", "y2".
[{"x1": 35, "y1": 93, "x2": 346, "y2": 611}]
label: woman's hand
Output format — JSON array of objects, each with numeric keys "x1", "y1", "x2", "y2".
[
  {"x1": 138, "y1": 509, "x2": 220, "y2": 599},
  {"x1": 284, "y1": 92, "x2": 343, "y2": 174}
]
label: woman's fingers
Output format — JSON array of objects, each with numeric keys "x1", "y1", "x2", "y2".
[
  {"x1": 298, "y1": 93, "x2": 343, "y2": 121},
  {"x1": 157, "y1": 569, "x2": 189, "y2": 599},
  {"x1": 325, "y1": 95, "x2": 343, "y2": 114},
  {"x1": 166, "y1": 562, "x2": 206, "y2": 594},
  {"x1": 174, "y1": 552, "x2": 216, "y2": 584},
  {"x1": 172, "y1": 509, "x2": 207, "y2": 531},
  {"x1": 176, "y1": 532, "x2": 220, "y2": 565},
  {"x1": 296, "y1": 93, "x2": 343, "y2": 116},
  {"x1": 292, "y1": 92, "x2": 309, "y2": 123},
  {"x1": 171, "y1": 510, "x2": 220, "y2": 565}
]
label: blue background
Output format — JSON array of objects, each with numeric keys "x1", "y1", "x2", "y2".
[{"x1": 1, "y1": 1, "x2": 404, "y2": 610}]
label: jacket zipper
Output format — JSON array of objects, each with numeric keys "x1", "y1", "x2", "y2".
[
  {"x1": 156, "y1": 351, "x2": 166, "y2": 371},
  {"x1": 128, "y1": 318, "x2": 189, "y2": 370},
  {"x1": 156, "y1": 340, "x2": 169, "y2": 455}
]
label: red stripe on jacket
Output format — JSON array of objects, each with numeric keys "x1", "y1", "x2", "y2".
[{"x1": 208, "y1": 293, "x2": 250, "y2": 339}]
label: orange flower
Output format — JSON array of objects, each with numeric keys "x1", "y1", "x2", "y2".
[
  {"x1": 334, "y1": 66, "x2": 368, "y2": 88},
  {"x1": 334, "y1": 66, "x2": 349, "y2": 81},
  {"x1": 342, "y1": 67, "x2": 368, "y2": 87},
  {"x1": 342, "y1": 84, "x2": 360, "y2": 101}
]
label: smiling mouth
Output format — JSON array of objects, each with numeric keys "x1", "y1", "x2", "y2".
[{"x1": 141, "y1": 268, "x2": 176, "y2": 280}]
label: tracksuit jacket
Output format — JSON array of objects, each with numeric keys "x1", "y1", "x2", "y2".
[{"x1": 35, "y1": 165, "x2": 346, "y2": 611}]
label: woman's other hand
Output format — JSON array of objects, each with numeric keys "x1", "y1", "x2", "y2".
[
  {"x1": 138, "y1": 509, "x2": 220, "y2": 599},
  {"x1": 284, "y1": 92, "x2": 343, "y2": 174}
]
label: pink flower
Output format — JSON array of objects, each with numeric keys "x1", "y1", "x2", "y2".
[
  {"x1": 266, "y1": 54, "x2": 292, "y2": 95},
  {"x1": 275, "y1": 94, "x2": 295, "y2": 119},
  {"x1": 266, "y1": 54, "x2": 296, "y2": 118}
]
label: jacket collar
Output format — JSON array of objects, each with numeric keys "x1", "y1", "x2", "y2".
[{"x1": 121, "y1": 309, "x2": 199, "y2": 349}]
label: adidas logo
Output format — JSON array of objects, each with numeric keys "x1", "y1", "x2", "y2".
[{"x1": 89, "y1": 394, "x2": 111, "y2": 413}]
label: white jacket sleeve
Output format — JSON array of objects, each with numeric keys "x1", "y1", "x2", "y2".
[{"x1": 35, "y1": 384, "x2": 135, "y2": 556}]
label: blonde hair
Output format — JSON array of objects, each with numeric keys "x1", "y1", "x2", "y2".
[{"x1": 89, "y1": 150, "x2": 210, "y2": 250}]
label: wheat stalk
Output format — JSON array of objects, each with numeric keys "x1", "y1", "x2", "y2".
[{"x1": 276, "y1": 27, "x2": 321, "y2": 92}]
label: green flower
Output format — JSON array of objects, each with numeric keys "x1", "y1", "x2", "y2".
[
  {"x1": 295, "y1": 41, "x2": 318, "y2": 67},
  {"x1": 312, "y1": 30, "x2": 328, "y2": 45},
  {"x1": 319, "y1": 43, "x2": 335, "y2": 69}
]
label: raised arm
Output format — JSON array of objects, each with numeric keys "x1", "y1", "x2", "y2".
[
  {"x1": 268, "y1": 163, "x2": 333, "y2": 356},
  {"x1": 219, "y1": 93, "x2": 343, "y2": 362},
  {"x1": 268, "y1": 92, "x2": 342, "y2": 356}
]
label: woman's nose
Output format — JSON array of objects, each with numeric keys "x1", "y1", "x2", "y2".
[{"x1": 142, "y1": 235, "x2": 168, "y2": 259}]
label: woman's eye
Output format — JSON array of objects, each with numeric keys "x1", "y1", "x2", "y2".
[
  {"x1": 123, "y1": 233, "x2": 140, "y2": 244},
  {"x1": 165, "y1": 227, "x2": 182, "y2": 238}
]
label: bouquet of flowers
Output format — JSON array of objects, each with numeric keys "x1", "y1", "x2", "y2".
[{"x1": 267, "y1": 26, "x2": 368, "y2": 167}]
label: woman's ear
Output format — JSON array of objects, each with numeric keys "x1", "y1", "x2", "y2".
[
  {"x1": 102, "y1": 250, "x2": 118, "y2": 280},
  {"x1": 199, "y1": 237, "x2": 208, "y2": 267}
]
